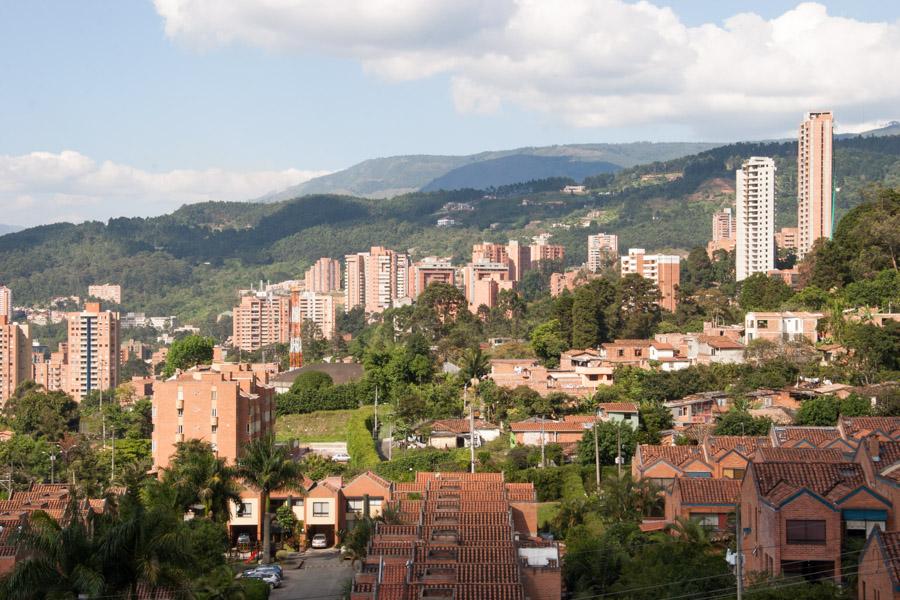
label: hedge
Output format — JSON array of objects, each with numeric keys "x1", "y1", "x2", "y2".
[
  {"x1": 347, "y1": 412, "x2": 381, "y2": 470},
  {"x1": 275, "y1": 382, "x2": 367, "y2": 416},
  {"x1": 561, "y1": 466, "x2": 586, "y2": 500}
]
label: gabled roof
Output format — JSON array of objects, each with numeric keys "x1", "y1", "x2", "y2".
[
  {"x1": 430, "y1": 419, "x2": 499, "y2": 435},
  {"x1": 755, "y1": 447, "x2": 845, "y2": 463},
  {"x1": 840, "y1": 417, "x2": 900, "y2": 441},
  {"x1": 771, "y1": 426, "x2": 845, "y2": 447},
  {"x1": 637, "y1": 445, "x2": 709, "y2": 470},
  {"x1": 675, "y1": 478, "x2": 741, "y2": 505},
  {"x1": 751, "y1": 462, "x2": 873, "y2": 507},
  {"x1": 865, "y1": 529, "x2": 900, "y2": 588},
  {"x1": 705, "y1": 436, "x2": 769, "y2": 459},
  {"x1": 597, "y1": 402, "x2": 639, "y2": 414},
  {"x1": 700, "y1": 335, "x2": 744, "y2": 350},
  {"x1": 509, "y1": 420, "x2": 591, "y2": 433}
]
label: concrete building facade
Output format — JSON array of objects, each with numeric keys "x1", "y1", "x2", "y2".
[
  {"x1": 304, "y1": 258, "x2": 342, "y2": 293},
  {"x1": 736, "y1": 157, "x2": 776, "y2": 281},
  {"x1": 290, "y1": 289, "x2": 337, "y2": 340},
  {"x1": 151, "y1": 364, "x2": 275, "y2": 470},
  {"x1": 797, "y1": 111, "x2": 834, "y2": 258},
  {"x1": 621, "y1": 248, "x2": 680, "y2": 312},
  {"x1": 231, "y1": 292, "x2": 290, "y2": 352},
  {"x1": 343, "y1": 247, "x2": 410, "y2": 313},
  {"x1": 0, "y1": 286, "x2": 11, "y2": 321},
  {"x1": 87, "y1": 284, "x2": 122, "y2": 305},
  {"x1": 65, "y1": 302, "x2": 119, "y2": 402},
  {"x1": 409, "y1": 258, "x2": 456, "y2": 299},
  {"x1": 587, "y1": 233, "x2": 619, "y2": 272},
  {"x1": 0, "y1": 316, "x2": 31, "y2": 406}
]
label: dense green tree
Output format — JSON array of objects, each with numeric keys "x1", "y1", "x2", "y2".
[
  {"x1": 796, "y1": 396, "x2": 841, "y2": 426},
  {"x1": 594, "y1": 474, "x2": 661, "y2": 525},
  {"x1": 682, "y1": 246, "x2": 714, "y2": 291},
  {"x1": 530, "y1": 319, "x2": 568, "y2": 367},
  {"x1": 120, "y1": 356, "x2": 151, "y2": 380},
  {"x1": 714, "y1": 408, "x2": 772, "y2": 436},
  {"x1": 4, "y1": 383, "x2": 78, "y2": 440},
  {"x1": 552, "y1": 292, "x2": 574, "y2": 347},
  {"x1": 163, "y1": 334, "x2": 215, "y2": 377},
  {"x1": 843, "y1": 321, "x2": 900, "y2": 384},
  {"x1": 739, "y1": 272, "x2": 794, "y2": 311},
  {"x1": 289, "y1": 370, "x2": 334, "y2": 394},
  {"x1": 609, "y1": 274, "x2": 662, "y2": 338},
  {"x1": 571, "y1": 279, "x2": 616, "y2": 347},
  {"x1": 563, "y1": 524, "x2": 628, "y2": 598},
  {"x1": 577, "y1": 421, "x2": 637, "y2": 466},
  {"x1": 162, "y1": 440, "x2": 242, "y2": 523},
  {"x1": 839, "y1": 393, "x2": 873, "y2": 417},
  {"x1": 458, "y1": 346, "x2": 490, "y2": 382}
]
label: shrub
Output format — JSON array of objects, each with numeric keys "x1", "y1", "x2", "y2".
[
  {"x1": 290, "y1": 370, "x2": 334, "y2": 394},
  {"x1": 275, "y1": 382, "x2": 366, "y2": 416},
  {"x1": 347, "y1": 411, "x2": 380, "y2": 470},
  {"x1": 561, "y1": 466, "x2": 587, "y2": 500}
]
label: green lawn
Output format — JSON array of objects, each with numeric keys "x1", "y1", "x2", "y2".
[
  {"x1": 537, "y1": 502, "x2": 560, "y2": 530},
  {"x1": 276, "y1": 405, "x2": 394, "y2": 443}
]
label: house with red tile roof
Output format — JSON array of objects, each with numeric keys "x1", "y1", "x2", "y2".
[
  {"x1": 696, "y1": 335, "x2": 745, "y2": 365},
  {"x1": 425, "y1": 418, "x2": 501, "y2": 449},
  {"x1": 509, "y1": 416, "x2": 598, "y2": 446},
  {"x1": 631, "y1": 445, "x2": 714, "y2": 489},
  {"x1": 665, "y1": 478, "x2": 740, "y2": 533},
  {"x1": 740, "y1": 460, "x2": 892, "y2": 582},
  {"x1": 350, "y1": 472, "x2": 559, "y2": 600},
  {"x1": 665, "y1": 391, "x2": 730, "y2": 427},
  {"x1": 701, "y1": 435, "x2": 771, "y2": 479},
  {"x1": 755, "y1": 447, "x2": 845, "y2": 463},
  {"x1": 839, "y1": 417, "x2": 900, "y2": 443},
  {"x1": 769, "y1": 425, "x2": 857, "y2": 454},
  {"x1": 596, "y1": 402, "x2": 640, "y2": 429},
  {"x1": 858, "y1": 528, "x2": 900, "y2": 600},
  {"x1": 854, "y1": 439, "x2": 900, "y2": 529}
]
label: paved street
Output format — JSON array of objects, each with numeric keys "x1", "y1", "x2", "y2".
[{"x1": 271, "y1": 548, "x2": 356, "y2": 600}]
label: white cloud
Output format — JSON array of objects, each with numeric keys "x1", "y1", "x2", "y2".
[
  {"x1": 0, "y1": 150, "x2": 328, "y2": 227},
  {"x1": 154, "y1": 0, "x2": 900, "y2": 136}
]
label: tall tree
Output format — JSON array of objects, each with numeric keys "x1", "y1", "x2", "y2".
[
  {"x1": 236, "y1": 435, "x2": 304, "y2": 564},
  {"x1": 163, "y1": 335, "x2": 215, "y2": 377},
  {"x1": 163, "y1": 440, "x2": 242, "y2": 523}
]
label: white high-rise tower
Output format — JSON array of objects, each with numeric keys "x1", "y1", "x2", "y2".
[{"x1": 736, "y1": 157, "x2": 776, "y2": 282}]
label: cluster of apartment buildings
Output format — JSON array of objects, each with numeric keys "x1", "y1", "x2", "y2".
[
  {"x1": 630, "y1": 416, "x2": 900, "y2": 594},
  {"x1": 708, "y1": 111, "x2": 835, "y2": 284}
]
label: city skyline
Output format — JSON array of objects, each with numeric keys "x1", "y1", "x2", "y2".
[{"x1": 1, "y1": 1, "x2": 900, "y2": 226}]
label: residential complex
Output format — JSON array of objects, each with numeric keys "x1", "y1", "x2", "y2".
[
  {"x1": 797, "y1": 111, "x2": 834, "y2": 258},
  {"x1": 620, "y1": 248, "x2": 680, "y2": 312},
  {"x1": 65, "y1": 302, "x2": 119, "y2": 402},
  {"x1": 231, "y1": 291, "x2": 290, "y2": 352},
  {"x1": 587, "y1": 233, "x2": 618, "y2": 272},
  {"x1": 744, "y1": 311, "x2": 823, "y2": 344},
  {"x1": 304, "y1": 257, "x2": 342, "y2": 293},
  {"x1": 0, "y1": 316, "x2": 31, "y2": 406},
  {"x1": 464, "y1": 260, "x2": 514, "y2": 312},
  {"x1": 735, "y1": 157, "x2": 776, "y2": 281},
  {"x1": 151, "y1": 363, "x2": 275, "y2": 469},
  {"x1": 775, "y1": 227, "x2": 799, "y2": 250},
  {"x1": 289, "y1": 289, "x2": 337, "y2": 340},
  {"x1": 87, "y1": 283, "x2": 122, "y2": 305},
  {"x1": 707, "y1": 208, "x2": 737, "y2": 257},
  {"x1": 344, "y1": 246, "x2": 410, "y2": 313},
  {"x1": 409, "y1": 258, "x2": 456, "y2": 299}
]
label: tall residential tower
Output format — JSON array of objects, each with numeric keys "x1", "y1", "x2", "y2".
[
  {"x1": 735, "y1": 157, "x2": 776, "y2": 281},
  {"x1": 797, "y1": 111, "x2": 834, "y2": 258}
]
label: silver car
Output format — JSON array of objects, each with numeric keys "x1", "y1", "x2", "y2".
[{"x1": 311, "y1": 533, "x2": 328, "y2": 548}]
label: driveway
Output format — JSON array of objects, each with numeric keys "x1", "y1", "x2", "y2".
[{"x1": 271, "y1": 548, "x2": 356, "y2": 600}]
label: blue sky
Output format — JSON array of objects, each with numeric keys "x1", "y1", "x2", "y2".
[{"x1": 1, "y1": 1, "x2": 899, "y2": 225}]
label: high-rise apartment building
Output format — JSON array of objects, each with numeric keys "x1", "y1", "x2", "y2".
[
  {"x1": 343, "y1": 247, "x2": 410, "y2": 313},
  {"x1": 621, "y1": 249, "x2": 680, "y2": 313},
  {"x1": 464, "y1": 261, "x2": 514, "y2": 312},
  {"x1": 506, "y1": 240, "x2": 531, "y2": 282},
  {"x1": 65, "y1": 302, "x2": 119, "y2": 402},
  {"x1": 472, "y1": 243, "x2": 508, "y2": 264},
  {"x1": 0, "y1": 286, "x2": 11, "y2": 321},
  {"x1": 32, "y1": 343, "x2": 68, "y2": 393},
  {"x1": 797, "y1": 111, "x2": 834, "y2": 258},
  {"x1": 231, "y1": 292, "x2": 290, "y2": 353},
  {"x1": 707, "y1": 208, "x2": 737, "y2": 258},
  {"x1": 151, "y1": 363, "x2": 274, "y2": 469},
  {"x1": 87, "y1": 284, "x2": 122, "y2": 305},
  {"x1": 530, "y1": 242, "x2": 566, "y2": 265},
  {"x1": 587, "y1": 233, "x2": 619, "y2": 272},
  {"x1": 304, "y1": 258, "x2": 342, "y2": 293},
  {"x1": 735, "y1": 157, "x2": 776, "y2": 281},
  {"x1": 409, "y1": 258, "x2": 456, "y2": 299},
  {"x1": 0, "y1": 316, "x2": 31, "y2": 406},
  {"x1": 290, "y1": 289, "x2": 337, "y2": 340},
  {"x1": 775, "y1": 227, "x2": 799, "y2": 250}
]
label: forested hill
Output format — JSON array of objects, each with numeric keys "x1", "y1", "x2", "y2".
[{"x1": 2, "y1": 135, "x2": 900, "y2": 326}]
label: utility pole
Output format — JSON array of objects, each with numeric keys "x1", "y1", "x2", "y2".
[
  {"x1": 468, "y1": 380, "x2": 476, "y2": 474},
  {"x1": 593, "y1": 419, "x2": 601, "y2": 489},
  {"x1": 736, "y1": 504, "x2": 744, "y2": 600},
  {"x1": 540, "y1": 416, "x2": 546, "y2": 468},
  {"x1": 373, "y1": 386, "x2": 379, "y2": 438},
  {"x1": 616, "y1": 424, "x2": 622, "y2": 478},
  {"x1": 387, "y1": 422, "x2": 393, "y2": 461}
]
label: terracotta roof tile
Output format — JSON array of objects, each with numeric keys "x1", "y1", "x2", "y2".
[
  {"x1": 755, "y1": 447, "x2": 845, "y2": 463},
  {"x1": 875, "y1": 530, "x2": 900, "y2": 584},
  {"x1": 753, "y1": 462, "x2": 868, "y2": 505},
  {"x1": 675, "y1": 478, "x2": 741, "y2": 505},
  {"x1": 840, "y1": 417, "x2": 900, "y2": 440},
  {"x1": 772, "y1": 426, "x2": 844, "y2": 447},
  {"x1": 705, "y1": 436, "x2": 770, "y2": 458},
  {"x1": 638, "y1": 445, "x2": 709, "y2": 469},
  {"x1": 597, "y1": 402, "x2": 639, "y2": 413},
  {"x1": 429, "y1": 419, "x2": 498, "y2": 434}
]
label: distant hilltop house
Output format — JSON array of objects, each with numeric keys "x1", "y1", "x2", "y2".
[
  {"x1": 436, "y1": 217, "x2": 457, "y2": 227},
  {"x1": 442, "y1": 201, "x2": 474, "y2": 212},
  {"x1": 561, "y1": 185, "x2": 587, "y2": 195}
]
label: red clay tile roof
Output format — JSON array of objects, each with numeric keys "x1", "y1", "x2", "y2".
[
  {"x1": 705, "y1": 436, "x2": 770, "y2": 458},
  {"x1": 755, "y1": 447, "x2": 845, "y2": 463},
  {"x1": 876, "y1": 441, "x2": 900, "y2": 467},
  {"x1": 638, "y1": 445, "x2": 709, "y2": 469},
  {"x1": 752, "y1": 462, "x2": 870, "y2": 505},
  {"x1": 510, "y1": 420, "x2": 591, "y2": 433},
  {"x1": 597, "y1": 402, "x2": 639, "y2": 413},
  {"x1": 675, "y1": 478, "x2": 741, "y2": 505},
  {"x1": 840, "y1": 417, "x2": 900, "y2": 440},
  {"x1": 609, "y1": 339, "x2": 653, "y2": 347},
  {"x1": 772, "y1": 426, "x2": 844, "y2": 447},
  {"x1": 700, "y1": 335, "x2": 744, "y2": 349},
  {"x1": 430, "y1": 419, "x2": 499, "y2": 434},
  {"x1": 874, "y1": 530, "x2": 900, "y2": 584}
]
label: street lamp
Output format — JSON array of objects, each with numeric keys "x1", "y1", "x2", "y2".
[
  {"x1": 583, "y1": 420, "x2": 600, "y2": 490},
  {"x1": 43, "y1": 449, "x2": 59, "y2": 485}
]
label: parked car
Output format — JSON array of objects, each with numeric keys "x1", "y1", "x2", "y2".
[
  {"x1": 311, "y1": 533, "x2": 329, "y2": 548},
  {"x1": 236, "y1": 533, "x2": 251, "y2": 546},
  {"x1": 251, "y1": 565, "x2": 283, "y2": 580},
  {"x1": 331, "y1": 452, "x2": 351, "y2": 462},
  {"x1": 241, "y1": 570, "x2": 281, "y2": 589}
]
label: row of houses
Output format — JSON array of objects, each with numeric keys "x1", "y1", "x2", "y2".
[{"x1": 633, "y1": 416, "x2": 900, "y2": 594}]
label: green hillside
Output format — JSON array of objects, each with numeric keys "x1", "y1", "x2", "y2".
[{"x1": 2, "y1": 135, "x2": 900, "y2": 328}]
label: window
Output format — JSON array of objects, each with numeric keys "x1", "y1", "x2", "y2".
[
  {"x1": 211, "y1": 424, "x2": 218, "y2": 433},
  {"x1": 312, "y1": 502, "x2": 329, "y2": 517},
  {"x1": 757, "y1": 319, "x2": 769, "y2": 329},
  {"x1": 723, "y1": 468, "x2": 745, "y2": 480},
  {"x1": 347, "y1": 499, "x2": 364, "y2": 515},
  {"x1": 211, "y1": 407, "x2": 217, "y2": 417},
  {"x1": 211, "y1": 389, "x2": 217, "y2": 402},
  {"x1": 238, "y1": 502, "x2": 252, "y2": 517},
  {"x1": 786, "y1": 520, "x2": 826, "y2": 545},
  {"x1": 690, "y1": 513, "x2": 719, "y2": 528},
  {"x1": 617, "y1": 349, "x2": 625, "y2": 357},
  {"x1": 177, "y1": 408, "x2": 184, "y2": 417},
  {"x1": 686, "y1": 471, "x2": 712, "y2": 478},
  {"x1": 176, "y1": 425, "x2": 183, "y2": 434}
]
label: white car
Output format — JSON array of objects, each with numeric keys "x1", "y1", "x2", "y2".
[
  {"x1": 311, "y1": 533, "x2": 329, "y2": 549},
  {"x1": 331, "y1": 452, "x2": 351, "y2": 462}
]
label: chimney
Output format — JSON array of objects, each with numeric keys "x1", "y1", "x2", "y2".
[{"x1": 868, "y1": 436, "x2": 881, "y2": 462}]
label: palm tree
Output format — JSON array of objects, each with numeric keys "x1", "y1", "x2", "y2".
[
  {"x1": 596, "y1": 474, "x2": 661, "y2": 525},
  {"x1": 162, "y1": 440, "x2": 242, "y2": 523},
  {"x1": 0, "y1": 501, "x2": 104, "y2": 600},
  {"x1": 459, "y1": 347, "x2": 489, "y2": 383},
  {"x1": 236, "y1": 435, "x2": 304, "y2": 564}
]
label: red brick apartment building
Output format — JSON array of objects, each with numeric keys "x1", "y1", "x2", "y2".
[
  {"x1": 151, "y1": 363, "x2": 274, "y2": 470},
  {"x1": 666, "y1": 478, "x2": 741, "y2": 532},
  {"x1": 740, "y1": 461, "x2": 891, "y2": 581},
  {"x1": 349, "y1": 472, "x2": 560, "y2": 600}
]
